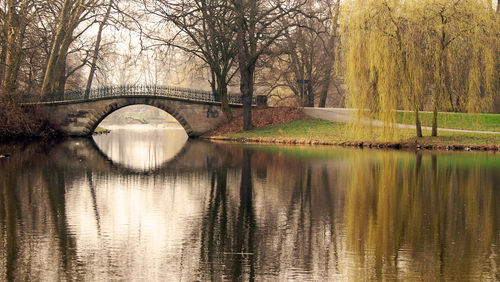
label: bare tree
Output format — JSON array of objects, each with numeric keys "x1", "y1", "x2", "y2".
[
  {"x1": 231, "y1": 0, "x2": 305, "y2": 130},
  {"x1": 258, "y1": 0, "x2": 341, "y2": 108},
  {"x1": 1, "y1": 0, "x2": 36, "y2": 94},
  {"x1": 143, "y1": 0, "x2": 238, "y2": 119},
  {"x1": 85, "y1": 0, "x2": 113, "y2": 97},
  {"x1": 317, "y1": 0, "x2": 341, "y2": 108},
  {"x1": 41, "y1": 0, "x2": 100, "y2": 96}
]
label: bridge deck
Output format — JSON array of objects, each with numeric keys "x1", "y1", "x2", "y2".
[{"x1": 23, "y1": 85, "x2": 252, "y2": 105}]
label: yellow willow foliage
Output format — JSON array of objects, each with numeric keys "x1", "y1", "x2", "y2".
[
  {"x1": 342, "y1": 152, "x2": 500, "y2": 279},
  {"x1": 342, "y1": 0, "x2": 423, "y2": 141},
  {"x1": 344, "y1": 151, "x2": 376, "y2": 255},
  {"x1": 342, "y1": 0, "x2": 499, "y2": 139},
  {"x1": 463, "y1": 7, "x2": 497, "y2": 113}
]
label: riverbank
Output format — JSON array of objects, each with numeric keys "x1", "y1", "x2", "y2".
[
  {"x1": 203, "y1": 108, "x2": 500, "y2": 152},
  {"x1": 0, "y1": 97, "x2": 65, "y2": 142},
  {"x1": 94, "y1": 126, "x2": 111, "y2": 135}
]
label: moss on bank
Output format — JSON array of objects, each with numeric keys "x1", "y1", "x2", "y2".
[{"x1": 94, "y1": 126, "x2": 111, "y2": 134}]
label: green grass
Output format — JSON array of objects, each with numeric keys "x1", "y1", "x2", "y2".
[
  {"x1": 396, "y1": 111, "x2": 500, "y2": 132},
  {"x1": 228, "y1": 118, "x2": 351, "y2": 142},
  {"x1": 225, "y1": 118, "x2": 500, "y2": 146},
  {"x1": 94, "y1": 126, "x2": 109, "y2": 133}
]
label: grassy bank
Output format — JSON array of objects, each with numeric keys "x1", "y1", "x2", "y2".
[
  {"x1": 94, "y1": 126, "x2": 111, "y2": 134},
  {"x1": 208, "y1": 117, "x2": 499, "y2": 151},
  {"x1": 396, "y1": 111, "x2": 500, "y2": 132}
]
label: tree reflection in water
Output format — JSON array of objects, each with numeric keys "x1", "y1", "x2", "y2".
[{"x1": 0, "y1": 139, "x2": 499, "y2": 281}]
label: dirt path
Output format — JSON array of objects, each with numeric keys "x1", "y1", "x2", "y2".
[{"x1": 304, "y1": 107, "x2": 500, "y2": 135}]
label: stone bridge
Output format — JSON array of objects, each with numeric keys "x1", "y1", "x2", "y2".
[{"x1": 27, "y1": 85, "x2": 263, "y2": 137}]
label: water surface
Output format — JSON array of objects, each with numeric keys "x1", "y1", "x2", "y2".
[{"x1": 0, "y1": 128, "x2": 499, "y2": 281}]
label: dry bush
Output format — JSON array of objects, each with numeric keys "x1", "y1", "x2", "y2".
[
  {"x1": 0, "y1": 95, "x2": 64, "y2": 141},
  {"x1": 205, "y1": 107, "x2": 304, "y2": 136}
]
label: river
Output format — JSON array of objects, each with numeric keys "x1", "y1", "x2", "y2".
[{"x1": 0, "y1": 126, "x2": 499, "y2": 281}]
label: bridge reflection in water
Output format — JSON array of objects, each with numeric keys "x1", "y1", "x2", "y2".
[
  {"x1": 92, "y1": 125, "x2": 188, "y2": 172},
  {"x1": 0, "y1": 133, "x2": 499, "y2": 281}
]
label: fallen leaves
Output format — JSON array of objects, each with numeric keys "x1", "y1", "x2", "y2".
[{"x1": 205, "y1": 107, "x2": 303, "y2": 137}]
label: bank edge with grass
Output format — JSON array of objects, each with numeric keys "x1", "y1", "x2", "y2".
[{"x1": 204, "y1": 117, "x2": 500, "y2": 152}]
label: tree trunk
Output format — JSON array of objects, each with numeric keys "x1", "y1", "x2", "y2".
[
  {"x1": 415, "y1": 109, "x2": 423, "y2": 138},
  {"x1": 213, "y1": 68, "x2": 233, "y2": 120},
  {"x1": 0, "y1": 27, "x2": 6, "y2": 91},
  {"x1": 42, "y1": 0, "x2": 84, "y2": 97},
  {"x1": 217, "y1": 77, "x2": 233, "y2": 120},
  {"x1": 318, "y1": 86, "x2": 328, "y2": 108},
  {"x1": 2, "y1": 0, "x2": 28, "y2": 94},
  {"x1": 432, "y1": 48, "x2": 450, "y2": 136},
  {"x1": 397, "y1": 27, "x2": 422, "y2": 137},
  {"x1": 210, "y1": 70, "x2": 218, "y2": 101},
  {"x1": 217, "y1": 83, "x2": 233, "y2": 121},
  {"x1": 438, "y1": 20, "x2": 454, "y2": 112},
  {"x1": 235, "y1": 0, "x2": 255, "y2": 131},
  {"x1": 240, "y1": 65, "x2": 255, "y2": 131},
  {"x1": 318, "y1": 70, "x2": 332, "y2": 108},
  {"x1": 406, "y1": 74, "x2": 422, "y2": 138},
  {"x1": 432, "y1": 107, "x2": 438, "y2": 137},
  {"x1": 319, "y1": 0, "x2": 340, "y2": 108},
  {"x1": 2, "y1": 31, "x2": 21, "y2": 93},
  {"x1": 54, "y1": 36, "x2": 73, "y2": 94},
  {"x1": 306, "y1": 81, "x2": 314, "y2": 107},
  {"x1": 432, "y1": 82, "x2": 440, "y2": 136},
  {"x1": 56, "y1": 54, "x2": 68, "y2": 94},
  {"x1": 41, "y1": 0, "x2": 70, "y2": 96},
  {"x1": 86, "y1": 0, "x2": 113, "y2": 99},
  {"x1": 405, "y1": 63, "x2": 422, "y2": 137},
  {"x1": 443, "y1": 54, "x2": 453, "y2": 112}
]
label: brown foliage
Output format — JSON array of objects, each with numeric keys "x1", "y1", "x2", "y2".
[
  {"x1": 0, "y1": 97, "x2": 64, "y2": 141},
  {"x1": 205, "y1": 107, "x2": 303, "y2": 136}
]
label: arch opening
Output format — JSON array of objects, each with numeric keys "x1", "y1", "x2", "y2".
[
  {"x1": 96, "y1": 105, "x2": 183, "y2": 131},
  {"x1": 89, "y1": 103, "x2": 193, "y2": 136},
  {"x1": 92, "y1": 105, "x2": 189, "y2": 171}
]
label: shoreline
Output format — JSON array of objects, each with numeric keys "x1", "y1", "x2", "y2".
[
  {"x1": 2, "y1": 105, "x2": 499, "y2": 153},
  {"x1": 202, "y1": 108, "x2": 499, "y2": 152},
  {"x1": 203, "y1": 135, "x2": 499, "y2": 152}
]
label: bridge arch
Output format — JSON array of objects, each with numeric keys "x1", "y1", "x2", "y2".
[
  {"x1": 87, "y1": 100, "x2": 194, "y2": 136},
  {"x1": 37, "y1": 96, "x2": 232, "y2": 137}
]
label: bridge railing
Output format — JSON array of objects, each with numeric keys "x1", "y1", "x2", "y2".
[{"x1": 33, "y1": 84, "x2": 252, "y2": 105}]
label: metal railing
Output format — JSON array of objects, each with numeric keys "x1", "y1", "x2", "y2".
[{"x1": 26, "y1": 84, "x2": 250, "y2": 105}]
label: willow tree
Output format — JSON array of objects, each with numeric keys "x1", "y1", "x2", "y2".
[
  {"x1": 424, "y1": 0, "x2": 498, "y2": 135},
  {"x1": 342, "y1": 0, "x2": 425, "y2": 139},
  {"x1": 342, "y1": 0, "x2": 499, "y2": 139}
]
